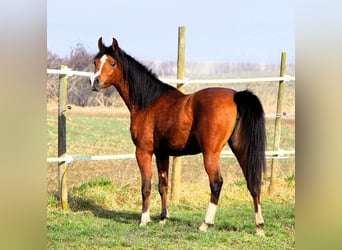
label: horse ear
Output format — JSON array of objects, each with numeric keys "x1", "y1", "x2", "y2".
[
  {"x1": 112, "y1": 38, "x2": 119, "y2": 52},
  {"x1": 98, "y1": 37, "x2": 104, "y2": 51}
]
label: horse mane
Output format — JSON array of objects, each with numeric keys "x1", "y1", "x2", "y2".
[{"x1": 95, "y1": 46, "x2": 176, "y2": 109}]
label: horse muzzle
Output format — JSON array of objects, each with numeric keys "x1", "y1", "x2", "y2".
[{"x1": 90, "y1": 75, "x2": 101, "y2": 92}]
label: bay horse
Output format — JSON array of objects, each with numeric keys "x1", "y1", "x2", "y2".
[{"x1": 90, "y1": 37, "x2": 266, "y2": 236}]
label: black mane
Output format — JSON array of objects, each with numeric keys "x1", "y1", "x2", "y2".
[{"x1": 95, "y1": 46, "x2": 176, "y2": 109}]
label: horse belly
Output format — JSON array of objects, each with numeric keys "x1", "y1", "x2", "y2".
[
  {"x1": 155, "y1": 130, "x2": 200, "y2": 156},
  {"x1": 164, "y1": 136, "x2": 201, "y2": 156},
  {"x1": 173, "y1": 133, "x2": 201, "y2": 156}
]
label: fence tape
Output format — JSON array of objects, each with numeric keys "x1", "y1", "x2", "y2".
[
  {"x1": 47, "y1": 69, "x2": 295, "y2": 84},
  {"x1": 47, "y1": 150, "x2": 295, "y2": 163}
]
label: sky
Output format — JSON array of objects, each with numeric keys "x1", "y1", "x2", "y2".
[{"x1": 47, "y1": 0, "x2": 294, "y2": 64}]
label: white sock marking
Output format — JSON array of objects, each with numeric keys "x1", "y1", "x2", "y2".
[
  {"x1": 140, "y1": 210, "x2": 151, "y2": 226},
  {"x1": 204, "y1": 202, "x2": 217, "y2": 225},
  {"x1": 255, "y1": 204, "x2": 264, "y2": 225}
]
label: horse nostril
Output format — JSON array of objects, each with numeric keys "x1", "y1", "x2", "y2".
[
  {"x1": 90, "y1": 75, "x2": 97, "y2": 85},
  {"x1": 90, "y1": 76, "x2": 100, "y2": 92}
]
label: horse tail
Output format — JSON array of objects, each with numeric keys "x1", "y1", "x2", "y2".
[{"x1": 230, "y1": 90, "x2": 266, "y2": 196}]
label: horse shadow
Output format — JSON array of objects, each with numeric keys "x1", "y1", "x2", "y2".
[
  {"x1": 68, "y1": 194, "x2": 141, "y2": 224},
  {"x1": 67, "y1": 194, "x2": 202, "y2": 228},
  {"x1": 60, "y1": 193, "x2": 248, "y2": 233}
]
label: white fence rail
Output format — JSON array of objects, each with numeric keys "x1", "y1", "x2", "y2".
[
  {"x1": 47, "y1": 68, "x2": 295, "y2": 84},
  {"x1": 47, "y1": 150, "x2": 295, "y2": 164}
]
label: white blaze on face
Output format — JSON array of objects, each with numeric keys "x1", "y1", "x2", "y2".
[{"x1": 90, "y1": 55, "x2": 108, "y2": 86}]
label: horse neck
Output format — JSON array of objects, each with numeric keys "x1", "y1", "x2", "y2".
[
  {"x1": 113, "y1": 53, "x2": 178, "y2": 114},
  {"x1": 113, "y1": 80, "x2": 135, "y2": 112}
]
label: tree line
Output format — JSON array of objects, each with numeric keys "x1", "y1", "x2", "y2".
[{"x1": 47, "y1": 44, "x2": 294, "y2": 107}]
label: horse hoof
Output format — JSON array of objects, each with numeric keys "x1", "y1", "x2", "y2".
[
  {"x1": 198, "y1": 222, "x2": 209, "y2": 232},
  {"x1": 159, "y1": 219, "x2": 167, "y2": 225},
  {"x1": 139, "y1": 220, "x2": 150, "y2": 227},
  {"x1": 256, "y1": 228, "x2": 265, "y2": 237}
]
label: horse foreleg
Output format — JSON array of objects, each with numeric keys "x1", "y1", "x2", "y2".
[
  {"x1": 156, "y1": 155, "x2": 170, "y2": 224},
  {"x1": 136, "y1": 149, "x2": 153, "y2": 226},
  {"x1": 199, "y1": 154, "x2": 223, "y2": 231}
]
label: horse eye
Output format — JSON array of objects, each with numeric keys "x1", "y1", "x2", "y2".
[{"x1": 110, "y1": 61, "x2": 116, "y2": 67}]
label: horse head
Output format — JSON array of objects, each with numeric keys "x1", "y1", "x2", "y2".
[{"x1": 90, "y1": 37, "x2": 123, "y2": 91}]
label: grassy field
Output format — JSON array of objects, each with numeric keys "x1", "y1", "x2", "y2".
[
  {"x1": 48, "y1": 179, "x2": 294, "y2": 249},
  {"x1": 47, "y1": 106, "x2": 295, "y2": 249}
]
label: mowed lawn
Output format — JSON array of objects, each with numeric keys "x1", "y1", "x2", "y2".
[{"x1": 47, "y1": 108, "x2": 295, "y2": 249}]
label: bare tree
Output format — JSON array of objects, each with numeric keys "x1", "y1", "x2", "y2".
[{"x1": 47, "y1": 44, "x2": 295, "y2": 107}]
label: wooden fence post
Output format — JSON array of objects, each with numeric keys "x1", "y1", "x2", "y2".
[
  {"x1": 58, "y1": 65, "x2": 69, "y2": 210},
  {"x1": 171, "y1": 26, "x2": 186, "y2": 204},
  {"x1": 268, "y1": 52, "x2": 287, "y2": 194}
]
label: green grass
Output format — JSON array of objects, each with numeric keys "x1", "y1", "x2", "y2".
[
  {"x1": 47, "y1": 111, "x2": 295, "y2": 157},
  {"x1": 47, "y1": 114, "x2": 133, "y2": 157},
  {"x1": 47, "y1": 109, "x2": 295, "y2": 249},
  {"x1": 48, "y1": 178, "x2": 294, "y2": 249}
]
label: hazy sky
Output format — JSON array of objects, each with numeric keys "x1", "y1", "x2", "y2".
[{"x1": 47, "y1": 0, "x2": 294, "y2": 63}]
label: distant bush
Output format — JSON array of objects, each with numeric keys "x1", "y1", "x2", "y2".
[{"x1": 47, "y1": 44, "x2": 295, "y2": 107}]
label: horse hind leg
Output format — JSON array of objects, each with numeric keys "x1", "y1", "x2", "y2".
[
  {"x1": 230, "y1": 89, "x2": 266, "y2": 235},
  {"x1": 245, "y1": 176, "x2": 265, "y2": 236},
  {"x1": 253, "y1": 194, "x2": 265, "y2": 236},
  {"x1": 229, "y1": 135, "x2": 265, "y2": 236},
  {"x1": 199, "y1": 153, "x2": 223, "y2": 231}
]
